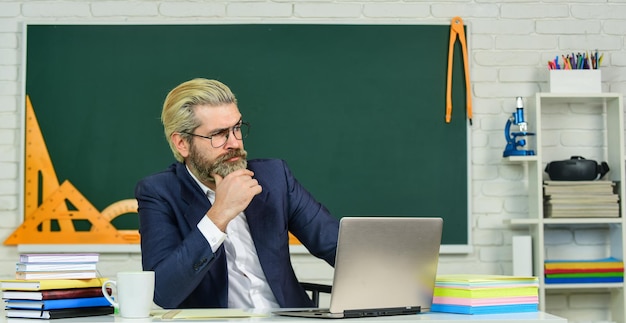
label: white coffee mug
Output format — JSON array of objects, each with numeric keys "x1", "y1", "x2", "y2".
[{"x1": 102, "y1": 271, "x2": 155, "y2": 318}]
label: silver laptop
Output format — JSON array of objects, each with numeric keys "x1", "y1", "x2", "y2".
[{"x1": 274, "y1": 216, "x2": 443, "y2": 319}]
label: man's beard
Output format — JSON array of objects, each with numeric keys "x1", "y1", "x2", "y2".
[{"x1": 188, "y1": 143, "x2": 248, "y2": 184}]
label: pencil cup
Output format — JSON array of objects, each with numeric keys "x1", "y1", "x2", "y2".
[
  {"x1": 102, "y1": 271, "x2": 155, "y2": 318},
  {"x1": 549, "y1": 70, "x2": 601, "y2": 93}
]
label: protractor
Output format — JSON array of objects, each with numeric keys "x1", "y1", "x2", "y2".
[
  {"x1": 101, "y1": 199, "x2": 140, "y2": 243},
  {"x1": 101, "y1": 199, "x2": 138, "y2": 221}
]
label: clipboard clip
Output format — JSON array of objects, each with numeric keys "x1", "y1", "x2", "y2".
[{"x1": 446, "y1": 16, "x2": 472, "y2": 125}]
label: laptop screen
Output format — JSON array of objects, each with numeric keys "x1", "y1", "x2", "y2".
[{"x1": 328, "y1": 217, "x2": 443, "y2": 314}]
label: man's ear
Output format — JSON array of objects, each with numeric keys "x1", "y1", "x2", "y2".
[{"x1": 172, "y1": 132, "x2": 190, "y2": 158}]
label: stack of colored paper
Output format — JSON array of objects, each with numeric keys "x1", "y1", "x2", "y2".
[
  {"x1": 544, "y1": 257, "x2": 624, "y2": 284},
  {"x1": 431, "y1": 274, "x2": 539, "y2": 315}
]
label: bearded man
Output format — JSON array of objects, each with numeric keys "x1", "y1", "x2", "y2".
[{"x1": 135, "y1": 78, "x2": 339, "y2": 310}]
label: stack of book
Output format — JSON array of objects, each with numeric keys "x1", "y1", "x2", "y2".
[
  {"x1": 543, "y1": 180, "x2": 620, "y2": 218},
  {"x1": 15, "y1": 253, "x2": 100, "y2": 280},
  {"x1": 1, "y1": 253, "x2": 113, "y2": 319},
  {"x1": 430, "y1": 274, "x2": 539, "y2": 315},
  {"x1": 544, "y1": 257, "x2": 624, "y2": 284}
]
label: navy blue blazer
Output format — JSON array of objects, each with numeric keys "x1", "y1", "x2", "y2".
[{"x1": 136, "y1": 159, "x2": 339, "y2": 309}]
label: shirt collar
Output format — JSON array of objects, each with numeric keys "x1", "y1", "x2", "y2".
[{"x1": 185, "y1": 164, "x2": 214, "y2": 198}]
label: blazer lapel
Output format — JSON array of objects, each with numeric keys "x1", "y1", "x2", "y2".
[{"x1": 175, "y1": 162, "x2": 212, "y2": 228}]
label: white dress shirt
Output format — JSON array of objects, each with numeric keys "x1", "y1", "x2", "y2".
[{"x1": 187, "y1": 167, "x2": 280, "y2": 308}]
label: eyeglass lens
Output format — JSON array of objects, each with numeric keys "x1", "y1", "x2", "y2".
[{"x1": 210, "y1": 122, "x2": 249, "y2": 148}]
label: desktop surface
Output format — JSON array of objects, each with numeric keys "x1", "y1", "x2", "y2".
[{"x1": 1, "y1": 308, "x2": 567, "y2": 323}]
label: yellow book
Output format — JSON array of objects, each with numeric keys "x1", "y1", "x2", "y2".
[
  {"x1": 0, "y1": 278, "x2": 107, "y2": 291},
  {"x1": 544, "y1": 262, "x2": 623, "y2": 270},
  {"x1": 152, "y1": 309, "x2": 269, "y2": 320}
]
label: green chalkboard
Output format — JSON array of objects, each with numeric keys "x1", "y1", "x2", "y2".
[{"x1": 25, "y1": 24, "x2": 469, "y2": 248}]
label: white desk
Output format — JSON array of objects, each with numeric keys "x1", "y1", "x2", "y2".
[{"x1": 3, "y1": 310, "x2": 568, "y2": 323}]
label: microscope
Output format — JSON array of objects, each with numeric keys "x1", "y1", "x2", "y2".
[{"x1": 503, "y1": 97, "x2": 536, "y2": 157}]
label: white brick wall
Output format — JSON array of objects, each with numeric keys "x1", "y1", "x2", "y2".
[{"x1": 1, "y1": 1, "x2": 626, "y2": 322}]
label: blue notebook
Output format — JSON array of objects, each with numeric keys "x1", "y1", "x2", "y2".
[
  {"x1": 5, "y1": 296, "x2": 112, "y2": 310},
  {"x1": 545, "y1": 277, "x2": 623, "y2": 284}
]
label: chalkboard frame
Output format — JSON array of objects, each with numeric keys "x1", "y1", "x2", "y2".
[{"x1": 19, "y1": 22, "x2": 472, "y2": 253}]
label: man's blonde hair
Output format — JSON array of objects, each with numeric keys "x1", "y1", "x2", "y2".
[{"x1": 161, "y1": 78, "x2": 238, "y2": 162}]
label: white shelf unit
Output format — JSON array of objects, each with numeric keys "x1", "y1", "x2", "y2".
[{"x1": 508, "y1": 93, "x2": 625, "y2": 323}]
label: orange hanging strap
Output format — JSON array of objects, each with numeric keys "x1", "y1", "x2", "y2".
[{"x1": 446, "y1": 16, "x2": 472, "y2": 125}]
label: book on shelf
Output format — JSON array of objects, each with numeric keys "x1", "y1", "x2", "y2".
[
  {"x1": 16, "y1": 262, "x2": 98, "y2": 272},
  {"x1": 544, "y1": 188, "x2": 617, "y2": 195},
  {"x1": 544, "y1": 206, "x2": 620, "y2": 218},
  {"x1": 15, "y1": 270, "x2": 98, "y2": 280},
  {"x1": 544, "y1": 276, "x2": 623, "y2": 284},
  {"x1": 543, "y1": 180, "x2": 616, "y2": 195},
  {"x1": 544, "y1": 258, "x2": 624, "y2": 284},
  {"x1": 5, "y1": 306, "x2": 114, "y2": 319},
  {"x1": 5, "y1": 296, "x2": 111, "y2": 310},
  {"x1": 19, "y1": 253, "x2": 100, "y2": 264},
  {"x1": 0, "y1": 278, "x2": 107, "y2": 291},
  {"x1": 544, "y1": 257, "x2": 624, "y2": 269},
  {"x1": 2, "y1": 287, "x2": 110, "y2": 300},
  {"x1": 545, "y1": 196, "x2": 619, "y2": 204},
  {"x1": 543, "y1": 184, "x2": 621, "y2": 217},
  {"x1": 544, "y1": 204, "x2": 619, "y2": 211},
  {"x1": 544, "y1": 212, "x2": 620, "y2": 218},
  {"x1": 543, "y1": 180, "x2": 615, "y2": 186},
  {"x1": 545, "y1": 203, "x2": 619, "y2": 210},
  {"x1": 546, "y1": 272, "x2": 623, "y2": 279},
  {"x1": 545, "y1": 267, "x2": 622, "y2": 274}
]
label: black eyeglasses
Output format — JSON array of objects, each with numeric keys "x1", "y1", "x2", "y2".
[{"x1": 181, "y1": 121, "x2": 250, "y2": 148}]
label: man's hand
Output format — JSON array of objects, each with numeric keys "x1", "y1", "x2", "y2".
[{"x1": 207, "y1": 169, "x2": 262, "y2": 231}]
